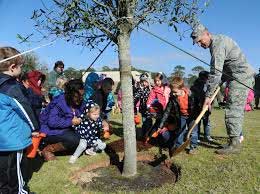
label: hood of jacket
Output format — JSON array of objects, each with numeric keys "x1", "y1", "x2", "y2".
[
  {"x1": 0, "y1": 73, "x2": 15, "y2": 88},
  {"x1": 27, "y1": 70, "x2": 46, "y2": 95}
]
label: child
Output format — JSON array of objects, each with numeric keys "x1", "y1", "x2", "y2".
[
  {"x1": 169, "y1": 76, "x2": 197, "y2": 155},
  {"x1": 48, "y1": 77, "x2": 67, "y2": 100},
  {"x1": 83, "y1": 72, "x2": 101, "y2": 101},
  {"x1": 69, "y1": 101, "x2": 106, "y2": 163},
  {"x1": 134, "y1": 73, "x2": 151, "y2": 119},
  {"x1": 133, "y1": 73, "x2": 151, "y2": 138},
  {"x1": 0, "y1": 46, "x2": 39, "y2": 193},
  {"x1": 90, "y1": 77, "x2": 114, "y2": 119},
  {"x1": 156, "y1": 91, "x2": 180, "y2": 149},
  {"x1": 190, "y1": 71, "x2": 213, "y2": 142},
  {"x1": 0, "y1": 47, "x2": 39, "y2": 130},
  {"x1": 147, "y1": 73, "x2": 170, "y2": 111},
  {"x1": 21, "y1": 70, "x2": 47, "y2": 117},
  {"x1": 90, "y1": 77, "x2": 115, "y2": 137}
]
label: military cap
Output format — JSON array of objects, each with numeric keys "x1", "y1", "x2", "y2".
[{"x1": 191, "y1": 23, "x2": 208, "y2": 44}]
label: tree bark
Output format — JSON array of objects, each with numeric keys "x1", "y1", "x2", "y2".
[{"x1": 117, "y1": 31, "x2": 137, "y2": 177}]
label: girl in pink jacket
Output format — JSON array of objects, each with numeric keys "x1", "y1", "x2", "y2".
[
  {"x1": 147, "y1": 73, "x2": 171, "y2": 111},
  {"x1": 244, "y1": 89, "x2": 254, "y2": 112}
]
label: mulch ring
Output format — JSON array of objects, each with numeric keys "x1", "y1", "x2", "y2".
[{"x1": 70, "y1": 153, "x2": 181, "y2": 193}]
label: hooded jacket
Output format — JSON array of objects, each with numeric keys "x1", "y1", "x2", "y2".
[
  {"x1": 83, "y1": 72, "x2": 100, "y2": 101},
  {"x1": 147, "y1": 85, "x2": 171, "y2": 110},
  {"x1": 27, "y1": 70, "x2": 46, "y2": 96},
  {"x1": 0, "y1": 73, "x2": 39, "y2": 129},
  {"x1": 0, "y1": 93, "x2": 33, "y2": 151},
  {"x1": 40, "y1": 94, "x2": 83, "y2": 136}
]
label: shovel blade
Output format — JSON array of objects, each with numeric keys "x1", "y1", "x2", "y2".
[{"x1": 170, "y1": 139, "x2": 191, "y2": 157}]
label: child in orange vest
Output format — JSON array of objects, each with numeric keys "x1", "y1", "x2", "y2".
[{"x1": 169, "y1": 76, "x2": 198, "y2": 155}]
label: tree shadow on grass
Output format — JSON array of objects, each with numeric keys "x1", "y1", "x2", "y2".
[
  {"x1": 23, "y1": 155, "x2": 45, "y2": 184},
  {"x1": 104, "y1": 144, "x2": 123, "y2": 173},
  {"x1": 211, "y1": 135, "x2": 229, "y2": 140},
  {"x1": 104, "y1": 139, "x2": 154, "y2": 173},
  {"x1": 198, "y1": 141, "x2": 223, "y2": 149},
  {"x1": 198, "y1": 136, "x2": 229, "y2": 149}
]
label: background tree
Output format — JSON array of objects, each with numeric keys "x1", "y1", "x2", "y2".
[
  {"x1": 22, "y1": 52, "x2": 39, "y2": 73},
  {"x1": 187, "y1": 73, "x2": 197, "y2": 86},
  {"x1": 191, "y1": 65, "x2": 205, "y2": 76},
  {"x1": 64, "y1": 67, "x2": 85, "y2": 79},
  {"x1": 171, "y1": 65, "x2": 186, "y2": 78},
  {"x1": 102, "y1": 65, "x2": 112, "y2": 71},
  {"x1": 28, "y1": 0, "x2": 205, "y2": 177},
  {"x1": 186, "y1": 65, "x2": 206, "y2": 86},
  {"x1": 87, "y1": 67, "x2": 96, "y2": 72}
]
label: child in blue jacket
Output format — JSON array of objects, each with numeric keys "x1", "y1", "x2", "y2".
[
  {"x1": 0, "y1": 93, "x2": 35, "y2": 194},
  {"x1": 0, "y1": 46, "x2": 39, "y2": 193}
]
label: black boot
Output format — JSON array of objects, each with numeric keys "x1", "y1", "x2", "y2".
[{"x1": 215, "y1": 137, "x2": 241, "y2": 155}]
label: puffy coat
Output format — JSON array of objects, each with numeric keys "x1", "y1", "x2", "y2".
[
  {"x1": 40, "y1": 94, "x2": 83, "y2": 136},
  {"x1": 0, "y1": 93, "x2": 33, "y2": 151},
  {"x1": 147, "y1": 85, "x2": 171, "y2": 110}
]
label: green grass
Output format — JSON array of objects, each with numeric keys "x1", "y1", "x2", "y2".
[{"x1": 29, "y1": 109, "x2": 260, "y2": 194}]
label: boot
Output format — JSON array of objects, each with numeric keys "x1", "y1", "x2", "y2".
[
  {"x1": 42, "y1": 142, "x2": 66, "y2": 161},
  {"x1": 215, "y1": 137, "x2": 241, "y2": 155}
]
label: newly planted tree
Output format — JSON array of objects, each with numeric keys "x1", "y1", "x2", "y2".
[{"x1": 28, "y1": 0, "x2": 206, "y2": 177}]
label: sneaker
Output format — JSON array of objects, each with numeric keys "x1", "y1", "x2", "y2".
[
  {"x1": 197, "y1": 139, "x2": 201, "y2": 143},
  {"x1": 205, "y1": 136, "x2": 214, "y2": 142},
  {"x1": 188, "y1": 147, "x2": 197, "y2": 155},
  {"x1": 85, "y1": 148, "x2": 97, "y2": 156},
  {"x1": 69, "y1": 156, "x2": 77, "y2": 164},
  {"x1": 239, "y1": 135, "x2": 244, "y2": 143}
]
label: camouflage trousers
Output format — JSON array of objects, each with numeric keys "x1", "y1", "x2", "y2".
[{"x1": 225, "y1": 78, "x2": 253, "y2": 137}]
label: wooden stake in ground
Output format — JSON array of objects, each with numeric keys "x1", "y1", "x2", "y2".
[{"x1": 171, "y1": 86, "x2": 220, "y2": 157}]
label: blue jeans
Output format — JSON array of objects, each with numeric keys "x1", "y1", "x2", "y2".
[
  {"x1": 160, "y1": 130, "x2": 175, "y2": 148},
  {"x1": 198, "y1": 114, "x2": 211, "y2": 138},
  {"x1": 44, "y1": 130, "x2": 80, "y2": 151},
  {"x1": 175, "y1": 116, "x2": 198, "y2": 148}
]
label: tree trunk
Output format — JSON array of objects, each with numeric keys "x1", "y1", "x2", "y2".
[{"x1": 117, "y1": 31, "x2": 137, "y2": 177}]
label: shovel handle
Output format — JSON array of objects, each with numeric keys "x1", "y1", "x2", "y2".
[{"x1": 187, "y1": 86, "x2": 220, "y2": 138}]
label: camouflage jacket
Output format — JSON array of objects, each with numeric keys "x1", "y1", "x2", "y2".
[{"x1": 206, "y1": 34, "x2": 254, "y2": 97}]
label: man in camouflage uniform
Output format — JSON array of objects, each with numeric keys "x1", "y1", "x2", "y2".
[{"x1": 191, "y1": 23, "x2": 254, "y2": 155}]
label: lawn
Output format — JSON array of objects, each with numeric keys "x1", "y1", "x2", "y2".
[{"x1": 29, "y1": 109, "x2": 260, "y2": 194}]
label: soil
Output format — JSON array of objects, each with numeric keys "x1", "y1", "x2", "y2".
[
  {"x1": 70, "y1": 139, "x2": 181, "y2": 192},
  {"x1": 81, "y1": 161, "x2": 178, "y2": 192},
  {"x1": 107, "y1": 139, "x2": 153, "y2": 153}
]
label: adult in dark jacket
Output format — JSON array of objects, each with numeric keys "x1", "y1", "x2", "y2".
[
  {"x1": 48, "y1": 60, "x2": 65, "y2": 88},
  {"x1": 190, "y1": 71, "x2": 213, "y2": 142},
  {"x1": 40, "y1": 79, "x2": 84, "y2": 161},
  {"x1": 90, "y1": 77, "x2": 114, "y2": 119}
]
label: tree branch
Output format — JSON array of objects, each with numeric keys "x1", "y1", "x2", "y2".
[{"x1": 84, "y1": 15, "x2": 117, "y2": 43}]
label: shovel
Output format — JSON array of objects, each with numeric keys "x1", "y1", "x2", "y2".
[{"x1": 170, "y1": 86, "x2": 220, "y2": 157}]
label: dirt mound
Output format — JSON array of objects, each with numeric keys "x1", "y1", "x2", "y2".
[
  {"x1": 70, "y1": 153, "x2": 181, "y2": 193},
  {"x1": 107, "y1": 139, "x2": 153, "y2": 153}
]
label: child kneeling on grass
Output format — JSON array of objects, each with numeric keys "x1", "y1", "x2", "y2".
[
  {"x1": 69, "y1": 101, "x2": 106, "y2": 163},
  {"x1": 156, "y1": 92, "x2": 180, "y2": 149}
]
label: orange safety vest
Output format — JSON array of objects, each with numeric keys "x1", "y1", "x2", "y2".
[{"x1": 178, "y1": 88, "x2": 189, "y2": 116}]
